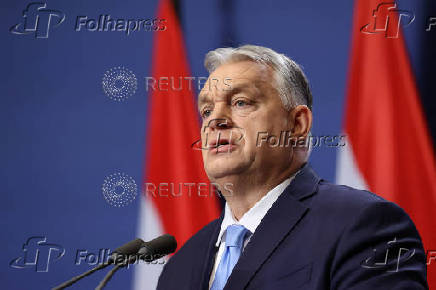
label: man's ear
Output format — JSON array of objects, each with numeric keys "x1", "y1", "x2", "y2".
[{"x1": 289, "y1": 105, "x2": 312, "y2": 138}]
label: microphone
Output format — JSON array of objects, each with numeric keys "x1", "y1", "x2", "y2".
[
  {"x1": 110, "y1": 234, "x2": 177, "y2": 265},
  {"x1": 138, "y1": 234, "x2": 177, "y2": 262},
  {"x1": 96, "y1": 234, "x2": 177, "y2": 290},
  {"x1": 52, "y1": 238, "x2": 146, "y2": 290},
  {"x1": 108, "y1": 238, "x2": 145, "y2": 264},
  {"x1": 52, "y1": 235, "x2": 177, "y2": 290}
]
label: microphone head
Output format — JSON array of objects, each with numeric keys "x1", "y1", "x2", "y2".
[
  {"x1": 109, "y1": 238, "x2": 144, "y2": 265},
  {"x1": 113, "y1": 238, "x2": 144, "y2": 255},
  {"x1": 138, "y1": 234, "x2": 177, "y2": 262}
]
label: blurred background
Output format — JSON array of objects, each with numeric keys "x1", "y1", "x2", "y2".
[{"x1": 1, "y1": 0, "x2": 435, "y2": 289}]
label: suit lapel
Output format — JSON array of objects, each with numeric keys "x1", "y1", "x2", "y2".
[
  {"x1": 199, "y1": 212, "x2": 224, "y2": 290},
  {"x1": 223, "y1": 164, "x2": 321, "y2": 289}
]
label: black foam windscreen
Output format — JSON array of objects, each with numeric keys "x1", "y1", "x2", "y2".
[
  {"x1": 138, "y1": 234, "x2": 177, "y2": 257},
  {"x1": 112, "y1": 238, "x2": 144, "y2": 255}
]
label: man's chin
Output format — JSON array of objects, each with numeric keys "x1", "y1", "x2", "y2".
[{"x1": 204, "y1": 160, "x2": 247, "y2": 180}]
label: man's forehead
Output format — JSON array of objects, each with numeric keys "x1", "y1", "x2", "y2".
[
  {"x1": 209, "y1": 60, "x2": 271, "y2": 80},
  {"x1": 198, "y1": 61, "x2": 273, "y2": 104}
]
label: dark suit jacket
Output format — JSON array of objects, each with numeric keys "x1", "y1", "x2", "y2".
[{"x1": 157, "y1": 164, "x2": 428, "y2": 289}]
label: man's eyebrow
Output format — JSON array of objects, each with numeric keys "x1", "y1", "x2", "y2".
[
  {"x1": 224, "y1": 81, "x2": 259, "y2": 98},
  {"x1": 197, "y1": 81, "x2": 260, "y2": 110},
  {"x1": 198, "y1": 93, "x2": 210, "y2": 110}
]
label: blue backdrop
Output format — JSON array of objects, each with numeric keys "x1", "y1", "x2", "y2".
[{"x1": 1, "y1": 0, "x2": 434, "y2": 289}]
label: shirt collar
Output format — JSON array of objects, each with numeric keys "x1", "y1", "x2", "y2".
[{"x1": 215, "y1": 173, "x2": 297, "y2": 247}]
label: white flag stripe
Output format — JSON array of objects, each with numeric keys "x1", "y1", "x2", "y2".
[
  {"x1": 133, "y1": 196, "x2": 165, "y2": 290},
  {"x1": 336, "y1": 136, "x2": 368, "y2": 190}
]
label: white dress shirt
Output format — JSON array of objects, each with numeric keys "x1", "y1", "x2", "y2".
[{"x1": 208, "y1": 174, "x2": 297, "y2": 288}]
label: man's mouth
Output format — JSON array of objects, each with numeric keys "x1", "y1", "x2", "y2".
[{"x1": 208, "y1": 137, "x2": 238, "y2": 154}]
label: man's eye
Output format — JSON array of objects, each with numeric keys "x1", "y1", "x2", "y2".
[
  {"x1": 202, "y1": 109, "x2": 212, "y2": 118},
  {"x1": 234, "y1": 100, "x2": 248, "y2": 107}
]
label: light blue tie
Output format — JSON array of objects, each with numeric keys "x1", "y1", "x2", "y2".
[{"x1": 211, "y1": 224, "x2": 250, "y2": 290}]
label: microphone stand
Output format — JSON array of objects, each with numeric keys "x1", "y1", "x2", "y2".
[
  {"x1": 95, "y1": 264, "x2": 123, "y2": 290},
  {"x1": 52, "y1": 235, "x2": 176, "y2": 289},
  {"x1": 52, "y1": 262, "x2": 111, "y2": 290}
]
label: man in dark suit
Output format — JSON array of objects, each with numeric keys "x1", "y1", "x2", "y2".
[{"x1": 157, "y1": 45, "x2": 428, "y2": 289}]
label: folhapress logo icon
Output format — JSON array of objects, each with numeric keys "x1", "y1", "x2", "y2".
[
  {"x1": 10, "y1": 2, "x2": 65, "y2": 39},
  {"x1": 361, "y1": 2, "x2": 415, "y2": 38},
  {"x1": 10, "y1": 236, "x2": 65, "y2": 272},
  {"x1": 191, "y1": 119, "x2": 246, "y2": 152},
  {"x1": 361, "y1": 237, "x2": 416, "y2": 272}
]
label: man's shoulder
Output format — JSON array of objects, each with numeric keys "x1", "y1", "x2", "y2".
[
  {"x1": 165, "y1": 216, "x2": 221, "y2": 266},
  {"x1": 315, "y1": 180, "x2": 390, "y2": 210},
  {"x1": 310, "y1": 182, "x2": 427, "y2": 288},
  {"x1": 291, "y1": 164, "x2": 397, "y2": 215},
  {"x1": 308, "y1": 180, "x2": 416, "y2": 227}
]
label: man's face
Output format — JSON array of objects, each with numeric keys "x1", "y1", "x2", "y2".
[{"x1": 198, "y1": 60, "x2": 295, "y2": 181}]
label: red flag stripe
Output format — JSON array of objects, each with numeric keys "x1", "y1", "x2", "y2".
[
  {"x1": 345, "y1": 0, "x2": 436, "y2": 286},
  {"x1": 144, "y1": 0, "x2": 220, "y2": 250}
]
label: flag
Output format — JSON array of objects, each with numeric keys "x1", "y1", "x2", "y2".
[
  {"x1": 133, "y1": 0, "x2": 221, "y2": 288},
  {"x1": 337, "y1": 0, "x2": 436, "y2": 287}
]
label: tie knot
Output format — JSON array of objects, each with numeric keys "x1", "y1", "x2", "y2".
[{"x1": 225, "y1": 224, "x2": 249, "y2": 248}]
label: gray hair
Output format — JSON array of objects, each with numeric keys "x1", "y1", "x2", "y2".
[{"x1": 204, "y1": 45, "x2": 313, "y2": 111}]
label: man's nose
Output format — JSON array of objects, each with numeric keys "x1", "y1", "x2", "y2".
[
  {"x1": 207, "y1": 118, "x2": 232, "y2": 130},
  {"x1": 204, "y1": 102, "x2": 233, "y2": 131}
]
